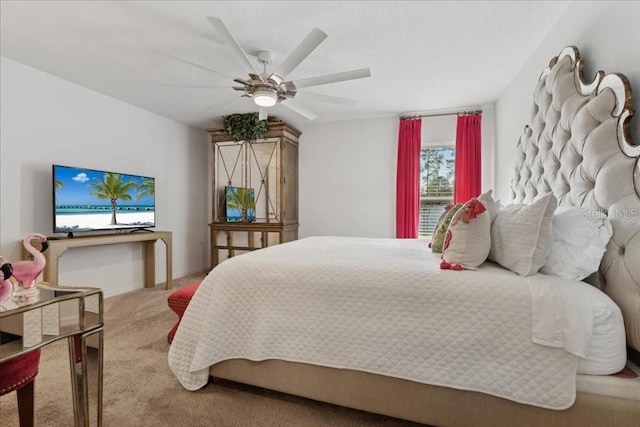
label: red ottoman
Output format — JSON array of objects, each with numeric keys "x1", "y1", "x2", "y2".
[
  {"x1": 0, "y1": 349, "x2": 41, "y2": 426},
  {"x1": 167, "y1": 282, "x2": 201, "y2": 344}
]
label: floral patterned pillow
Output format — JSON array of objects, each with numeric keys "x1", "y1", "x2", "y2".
[
  {"x1": 440, "y1": 198, "x2": 491, "y2": 270},
  {"x1": 428, "y1": 203, "x2": 454, "y2": 248},
  {"x1": 431, "y1": 203, "x2": 462, "y2": 253},
  {"x1": 477, "y1": 190, "x2": 502, "y2": 224}
]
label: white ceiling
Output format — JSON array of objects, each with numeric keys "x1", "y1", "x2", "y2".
[{"x1": 0, "y1": 1, "x2": 572, "y2": 130}]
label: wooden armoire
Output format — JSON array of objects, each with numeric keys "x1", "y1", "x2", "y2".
[{"x1": 207, "y1": 121, "x2": 300, "y2": 267}]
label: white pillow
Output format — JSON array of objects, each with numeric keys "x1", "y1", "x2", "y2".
[
  {"x1": 441, "y1": 198, "x2": 491, "y2": 269},
  {"x1": 490, "y1": 193, "x2": 557, "y2": 276},
  {"x1": 478, "y1": 190, "x2": 502, "y2": 224},
  {"x1": 539, "y1": 207, "x2": 613, "y2": 281}
]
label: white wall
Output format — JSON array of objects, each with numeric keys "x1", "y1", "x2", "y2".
[
  {"x1": 422, "y1": 114, "x2": 458, "y2": 146},
  {"x1": 299, "y1": 116, "x2": 398, "y2": 238},
  {"x1": 298, "y1": 106, "x2": 495, "y2": 238},
  {"x1": 0, "y1": 57, "x2": 210, "y2": 297},
  {"x1": 494, "y1": 1, "x2": 640, "y2": 202}
]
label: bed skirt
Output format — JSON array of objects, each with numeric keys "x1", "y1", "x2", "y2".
[{"x1": 209, "y1": 359, "x2": 640, "y2": 427}]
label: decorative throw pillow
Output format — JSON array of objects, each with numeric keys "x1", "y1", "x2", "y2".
[
  {"x1": 428, "y1": 203, "x2": 454, "y2": 248},
  {"x1": 539, "y1": 207, "x2": 613, "y2": 281},
  {"x1": 431, "y1": 203, "x2": 462, "y2": 253},
  {"x1": 440, "y1": 199, "x2": 490, "y2": 270},
  {"x1": 489, "y1": 192, "x2": 557, "y2": 276},
  {"x1": 478, "y1": 190, "x2": 502, "y2": 225}
]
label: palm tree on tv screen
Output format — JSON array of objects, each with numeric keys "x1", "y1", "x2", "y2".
[
  {"x1": 136, "y1": 179, "x2": 155, "y2": 201},
  {"x1": 55, "y1": 180, "x2": 64, "y2": 189},
  {"x1": 88, "y1": 173, "x2": 136, "y2": 225},
  {"x1": 226, "y1": 187, "x2": 255, "y2": 222}
]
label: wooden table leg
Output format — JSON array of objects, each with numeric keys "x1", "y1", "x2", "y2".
[
  {"x1": 16, "y1": 379, "x2": 35, "y2": 427},
  {"x1": 143, "y1": 240, "x2": 156, "y2": 288}
]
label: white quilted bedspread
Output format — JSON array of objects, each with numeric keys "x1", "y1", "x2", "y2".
[{"x1": 169, "y1": 236, "x2": 591, "y2": 409}]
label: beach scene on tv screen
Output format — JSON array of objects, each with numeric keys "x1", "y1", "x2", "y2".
[{"x1": 54, "y1": 166, "x2": 155, "y2": 232}]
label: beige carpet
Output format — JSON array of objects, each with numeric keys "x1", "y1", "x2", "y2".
[{"x1": 1, "y1": 273, "x2": 422, "y2": 426}]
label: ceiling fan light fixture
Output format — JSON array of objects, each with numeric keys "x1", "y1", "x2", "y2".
[{"x1": 254, "y1": 90, "x2": 277, "y2": 107}]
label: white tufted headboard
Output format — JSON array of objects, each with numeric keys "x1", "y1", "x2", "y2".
[{"x1": 511, "y1": 46, "x2": 640, "y2": 353}]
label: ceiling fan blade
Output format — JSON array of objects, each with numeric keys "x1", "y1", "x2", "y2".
[
  {"x1": 207, "y1": 17, "x2": 261, "y2": 79},
  {"x1": 284, "y1": 68, "x2": 371, "y2": 91},
  {"x1": 281, "y1": 99, "x2": 318, "y2": 120},
  {"x1": 268, "y1": 28, "x2": 327, "y2": 84},
  {"x1": 296, "y1": 91, "x2": 358, "y2": 106},
  {"x1": 258, "y1": 107, "x2": 268, "y2": 121},
  {"x1": 150, "y1": 49, "x2": 235, "y2": 81},
  {"x1": 204, "y1": 96, "x2": 245, "y2": 110},
  {"x1": 162, "y1": 84, "x2": 230, "y2": 89},
  {"x1": 233, "y1": 78, "x2": 252, "y2": 86}
]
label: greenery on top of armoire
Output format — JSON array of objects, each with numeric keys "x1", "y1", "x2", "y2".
[{"x1": 223, "y1": 113, "x2": 268, "y2": 142}]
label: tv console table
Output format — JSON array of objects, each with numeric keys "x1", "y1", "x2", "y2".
[{"x1": 25, "y1": 231, "x2": 173, "y2": 290}]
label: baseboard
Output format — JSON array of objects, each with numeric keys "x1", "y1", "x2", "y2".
[{"x1": 99, "y1": 268, "x2": 209, "y2": 299}]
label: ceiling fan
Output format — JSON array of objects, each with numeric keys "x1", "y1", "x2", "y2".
[{"x1": 206, "y1": 17, "x2": 371, "y2": 120}]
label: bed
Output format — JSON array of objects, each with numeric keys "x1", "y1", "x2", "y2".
[{"x1": 169, "y1": 46, "x2": 640, "y2": 426}]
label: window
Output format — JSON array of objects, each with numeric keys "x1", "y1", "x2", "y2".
[{"x1": 419, "y1": 145, "x2": 455, "y2": 237}]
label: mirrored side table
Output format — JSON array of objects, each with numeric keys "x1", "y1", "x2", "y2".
[{"x1": 0, "y1": 282, "x2": 104, "y2": 427}]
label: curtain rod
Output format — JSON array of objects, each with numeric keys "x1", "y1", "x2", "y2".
[{"x1": 399, "y1": 109, "x2": 482, "y2": 120}]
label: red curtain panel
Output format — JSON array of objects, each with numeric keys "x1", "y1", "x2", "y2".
[
  {"x1": 396, "y1": 118, "x2": 422, "y2": 238},
  {"x1": 454, "y1": 114, "x2": 482, "y2": 204}
]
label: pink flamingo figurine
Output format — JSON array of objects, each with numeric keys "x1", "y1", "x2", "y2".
[
  {"x1": 0, "y1": 256, "x2": 13, "y2": 305},
  {"x1": 11, "y1": 233, "x2": 49, "y2": 290}
]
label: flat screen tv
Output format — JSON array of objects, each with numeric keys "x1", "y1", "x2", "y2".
[
  {"x1": 53, "y1": 164, "x2": 155, "y2": 235},
  {"x1": 225, "y1": 186, "x2": 256, "y2": 222}
]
